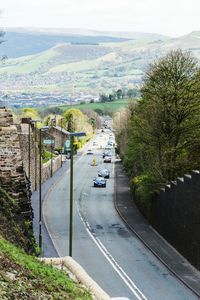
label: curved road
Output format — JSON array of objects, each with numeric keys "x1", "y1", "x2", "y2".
[{"x1": 43, "y1": 133, "x2": 198, "y2": 300}]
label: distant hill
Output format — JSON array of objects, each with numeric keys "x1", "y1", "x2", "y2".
[
  {"x1": 0, "y1": 29, "x2": 200, "y2": 96},
  {"x1": 0, "y1": 28, "x2": 130, "y2": 58}
]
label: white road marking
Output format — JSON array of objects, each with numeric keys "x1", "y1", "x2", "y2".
[
  {"x1": 76, "y1": 202, "x2": 148, "y2": 300},
  {"x1": 43, "y1": 137, "x2": 147, "y2": 300}
]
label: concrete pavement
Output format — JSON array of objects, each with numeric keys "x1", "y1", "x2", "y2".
[{"x1": 31, "y1": 148, "x2": 86, "y2": 257}]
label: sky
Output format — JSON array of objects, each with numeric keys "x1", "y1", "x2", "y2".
[{"x1": 0, "y1": 0, "x2": 200, "y2": 37}]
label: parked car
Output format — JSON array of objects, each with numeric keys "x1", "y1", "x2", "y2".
[
  {"x1": 93, "y1": 177, "x2": 106, "y2": 187},
  {"x1": 98, "y1": 168, "x2": 110, "y2": 178},
  {"x1": 104, "y1": 156, "x2": 111, "y2": 163}
]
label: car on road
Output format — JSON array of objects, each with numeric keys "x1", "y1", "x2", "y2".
[
  {"x1": 102, "y1": 151, "x2": 111, "y2": 158},
  {"x1": 104, "y1": 156, "x2": 111, "y2": 163},
  {"x1": 87, "y1": 149, "x2": 93, "y2": 155},
  {"x1": 105, "y1": 145, "x2": 112, "y2": 150},
  {"x1": 93, "y1": 177, "x2": 106, "y2": 187},
  {"x1": 98, "y1": 168, "x2": 110, "y2": 178}
]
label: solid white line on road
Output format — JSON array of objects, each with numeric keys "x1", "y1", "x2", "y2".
[{"x1": 76, "y1": 203, "x2": 148, "y2": 300}]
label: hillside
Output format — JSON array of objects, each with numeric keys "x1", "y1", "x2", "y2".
[
  {"x1": 0, "y1": 185, "x2": 92, "y2": 299},
  {"x1": 0, "y1": 30, "x2": 200, "y2": 96},
  {"x1": 0, "y1": 29, "x2": 130, "y2": 58},
  {"x1": 0, "y1": 236, "x2": 92, "y2": 299}
]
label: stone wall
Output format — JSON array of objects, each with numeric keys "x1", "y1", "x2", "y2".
[
  {"x1": 0, "y1": 108, "x2": 34, "y2": 249},
  {"x1": 18, "y1": 123, "x2": 66, "y2": 190},
  {"x1": 18, "y1": 123, "x2": 39, "y2": 191},
  {"x1": 151, "y1": 170, "x2": 200, "y2": 270},
  {"x1": 42, "y1": 155, "x2": 63, "y2": 183}
]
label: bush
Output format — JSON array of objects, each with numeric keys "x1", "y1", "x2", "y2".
[{"x1": 42, "y1": 150, "x2": 55, "y2": 163}]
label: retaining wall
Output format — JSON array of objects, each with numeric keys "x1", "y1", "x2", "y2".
[{"x1": 151, "y1": 170, "x2": 200, "y2": 270}]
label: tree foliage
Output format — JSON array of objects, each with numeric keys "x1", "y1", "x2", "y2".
[
  {"x1": 20, "y1": 108, "x2": 40, "y2": 120},
  {"x1": 63, "y1": 108, "x2": 93, "y2": 136},
  {"x1": 115, "y1": 49, "x2": 200, "y2": 204}
]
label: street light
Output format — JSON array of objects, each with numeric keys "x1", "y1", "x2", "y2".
[
  {"x1": 69, "y1": 131, "x2": 86, "y2": 257},
  {"x1": 28, "y1": 119, "x2": 31, "y2": 180},
  {"x1": 39, "y1": 126, "x2": 49, "y2": 250},
  {"x1": 31, "y1": 119, "x2": 40, "y2": 190},
  {"x1": 50, "y1": 117, "x2": 56, "y2": 177},
  {"x1": 60, "y1": 118, "x2": 65, "y2": 167}
]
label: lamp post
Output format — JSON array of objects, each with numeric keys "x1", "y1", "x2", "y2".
[
  {"x1": 28, "y1": 120, "x2": 31, "y2": 180},
  {"x1": 60, "y1": 118, "x2": 64, "y2": 168},
  {"x1": 31, "y1": 120, "x2": 40, "y2": 190},
  {"x1": 39, "y1": 126, "x2": 49, "y2": 250},
  {"x1": 69, "y1": 131, "x2": 86, "y2": 257},
  {"x1": 50, "y1": 117, "x2": 56, "y2": 177}
]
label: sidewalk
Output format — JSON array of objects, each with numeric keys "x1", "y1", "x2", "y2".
[
  {"x1": 31, "y1": 147, "x2": 86, "y2": 257},
  {"x1": 114, "y1": 160, "x2": 200, "y2": 297}
]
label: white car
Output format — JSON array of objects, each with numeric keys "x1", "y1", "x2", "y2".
[
  {"x1": 98, "y1": 168, "x2": 110, "y2": 178},
  {"x1": 87, "y1": 149, "x2": 93, "y2": 155}
]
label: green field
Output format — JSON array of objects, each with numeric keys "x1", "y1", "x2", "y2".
[{"x1": 40, "y1": 98, "x2": 136, "y2": 115}]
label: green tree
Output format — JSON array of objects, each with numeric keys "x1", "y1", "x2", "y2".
[
  {"x1": 127, "y1": 89, "x2": 137, "y2": 98},
  {"x1": 21, "y1": 108, "x2": 40, "y2": 120},
  {"x1": 99, "y1": 94, "x2": 109, "y2": 102},
  {"x1": 140, "y1": 49, "x2": 200, "y2": 180},
  {"x1": 63, "y1": 108, "x2": 93, "y2": 136},
  {"x1": 116, "y1": 89, "x2": 123, "y2": 99},
  {"x1": 116, "y1": 50, "x2": 200, "y2": 204},
  {"x1": 108, "y1": 94, "x2": 115, "y2": 101}
]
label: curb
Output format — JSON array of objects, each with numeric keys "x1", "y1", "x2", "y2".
[{"x1": 40, "y1": 256, "x2": 110, "y2": 300}]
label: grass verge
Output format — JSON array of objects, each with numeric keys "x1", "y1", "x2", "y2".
[{"x1": 0, "y1": 236, "x2": 92, "y2": 299}]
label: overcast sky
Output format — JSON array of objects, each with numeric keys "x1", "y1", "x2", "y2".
[{"x1": 0, "y1": 0, "x2": 200, "y2": 37}]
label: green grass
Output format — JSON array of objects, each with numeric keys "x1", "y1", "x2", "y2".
[
  {"x1": 0, "y1": 236, "x2": 92, "y2": 299},
  {"x1": 0, "y1": 48, "x2": 57, "y2": 74},
  {"x1": 42, "y1": 150, "x2": 56, "y2": 164},
  {"x1": 41, "y1": 99, "x2": 136, "y2": 115}
]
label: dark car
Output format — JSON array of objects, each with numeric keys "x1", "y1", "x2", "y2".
[
  {"x1": 104, "y1": 156, "x2": 111, "y2": 163},
  {"x1": 98, "y1": 168, "x2": 110, "y2": 178},
  {"x1": 93, "y1": 177, "x2": 106, "y2": 187}
]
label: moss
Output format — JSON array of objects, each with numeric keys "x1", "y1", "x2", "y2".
[{"x1": 0, "y1": 187, "x2": 36, "y2": 254}]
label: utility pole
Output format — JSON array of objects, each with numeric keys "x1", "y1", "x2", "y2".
[
  {"x1": 39, "y1": 128, "x2": 42, "y2": 249},
  {"x1": 69, "y1": 134, "x2": 74, "y2": 257},
  {"x1": 69, "y1": 131, "x2": 86, "y2": 257},
  {"x1": 61, "y1": 118, "x2": 64, "y2": 168},
  {"x1": 28, "y1": 120, "x2": 31, "y2": 180}
]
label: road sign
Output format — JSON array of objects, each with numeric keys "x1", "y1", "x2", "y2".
[
  {"x1": 65, "y1": 140, "x2": 70, "y2": 148},
  {"x1": 43, "y1": 139, "x2": 54, "y2": 145},
  {"x1": 70, "y1": 132, "x2": 86, "y2": 137}
]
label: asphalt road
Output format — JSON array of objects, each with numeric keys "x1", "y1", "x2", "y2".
[{"x1": 42, "y1": 133, "x2": 198, "y2": 300}]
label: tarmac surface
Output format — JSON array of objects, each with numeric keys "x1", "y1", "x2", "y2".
[
  {"x1": 31, "y1": 152, "x2": 200, "y2": 297},
  {"x1": 114, "y1": 160, "x2": 200, "y2": 297}
]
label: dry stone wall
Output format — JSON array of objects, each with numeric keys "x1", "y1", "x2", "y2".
[{"x1": 0, "y1": 108, "x2": 34, "y2": 249}]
